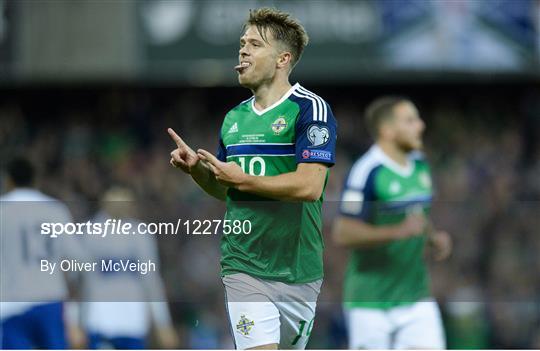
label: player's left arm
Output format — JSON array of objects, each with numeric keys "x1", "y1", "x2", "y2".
[
  {"x1": 419, "y1": 162, "x2": 452, "y2": 261},
  {"x1": 425, "y1": 220, "x2": 452, "y2": 261}
]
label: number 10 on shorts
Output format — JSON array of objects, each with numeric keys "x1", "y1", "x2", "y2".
[{"x1": 291, "y1": 318, "x2": 314, "y2": 346}]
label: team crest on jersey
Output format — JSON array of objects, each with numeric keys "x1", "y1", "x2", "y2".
[
  {"x1": 236, "y1": 315, "x2": 254, "y2": 336},
  {"x1": 271, "y1": 117, "x2": 287, "y2": 135},
  {"x1": 307, "y1": 124, "x2": 330, "y2": 147},
  {"x1": 419, "y1": 172, "x2": 431, "y2": 188},
  {"x1": 389, "y1": 181, "x2": 401, "y2": 194}
]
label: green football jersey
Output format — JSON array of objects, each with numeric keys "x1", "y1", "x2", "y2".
[
  {"x1": 216, "y1": 83, "x2": 337, "y2": 284},
  {"x1": 339, "y1": 145, "x2": 433, "y2": 309}
]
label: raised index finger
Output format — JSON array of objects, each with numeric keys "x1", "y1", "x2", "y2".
[{"x1": 167, "y1": 128, "x2": 186, "y2": 147}]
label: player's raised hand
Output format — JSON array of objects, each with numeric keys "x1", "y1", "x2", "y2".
[
  {"x1": 197, "y1": 149, "x2": 247, "y2": 188},
  {"x1": 168, "y1": 128, "x2": 200, "y2": 174}
]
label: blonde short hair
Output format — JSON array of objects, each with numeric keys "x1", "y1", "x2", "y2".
[{"x1": 244, "y1": 7, "x2": 309, "y2": 69}]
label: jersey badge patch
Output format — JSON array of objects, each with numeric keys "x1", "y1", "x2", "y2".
[
  {"x1": 389, "y1": 181, "x2": 401, "y2": 194},
  {"x1": 271, "y1": 117, "x2": 288, "y2": 135},
  {"x1": 419, "y1": 172, "x2": 431, "y2": 188},
  {"x1": 307, "y1": 125, "x2": 330, "y2": 147},
  {"x1": 236, "y1": 315, "x2": 255, "y2": 336}
]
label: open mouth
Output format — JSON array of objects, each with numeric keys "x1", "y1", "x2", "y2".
[{"x1": 234, "y1": 62, "x2": 251, "y2": 74}]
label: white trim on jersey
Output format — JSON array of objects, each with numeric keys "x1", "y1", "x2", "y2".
[
  {"x1": 297, "y1": 86, "x2": 327, "y2": 123},
  {"x1": 347, "y1": 147, "x2": 381, "y2": 189},
  {"x1": 295, "y1": 87, "x2": 322, "y2": 121},
  {"x1": 292, "y1": 91, "x2": 319, "y2": 122},
  {"x1": 372, "y1": 145, "x2": 414, "y2": 177},
  {"x1": 251, "y1": 83, "x2": 300, "y2": 116},
  {"x1": 241, "y1": 96, "x2": 255, "y2": 105},
  {"x1": 292, "y1": 86, "x2": 328, "y2": 123},
  {"x1": 347, "y1": 145, "x2": 416, "y2": 189},
  {"x1": 226, "y1": 154, "x2": 295, "y2": 158},
  {"x1": 226, "y1": 142, "x2": 294, "y2": 148}
]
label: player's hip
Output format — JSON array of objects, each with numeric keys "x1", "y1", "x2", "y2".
[
  {"x1": 222, "y1": 273, "x2": 322, "y2": 350},
  {"x1": 220, "y1": 255, "x2": 323, "y2": 285},
  {"x1": 344, "y1": 299, "x2": 445, "y2": 349},
  {"x1": 222, "y1": 272, "x2": 322, "y2": 303}
]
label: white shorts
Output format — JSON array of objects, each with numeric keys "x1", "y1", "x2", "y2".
[
  {"x1": 345, "y1": 300, "x2": 446, "y2": 349},
  {"x1": 222, "y1": 273, "x2": 322, "y2": 350}
]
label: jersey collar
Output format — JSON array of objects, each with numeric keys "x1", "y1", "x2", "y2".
[
  {"x1": 250, "y1": 83, "x2": 300, "y2": 116},
  {"x1": 372, "y1": 144, "x2": 415, "y2": 178}
]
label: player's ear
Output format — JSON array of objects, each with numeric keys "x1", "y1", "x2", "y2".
[
  {"x1": 276, "y1": 51, "x2": 292, "y2": 69},
  {"x1": 379, "y1": 122, "x2": 394, "y2": 140}
]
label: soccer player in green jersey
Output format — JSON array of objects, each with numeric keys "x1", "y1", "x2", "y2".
[
  {"x1": 333, "y1": 97, "x2": 451, "y2": 349},
  {"x1": 167, "y1": 8, "x2": 337, "y2": 350}
]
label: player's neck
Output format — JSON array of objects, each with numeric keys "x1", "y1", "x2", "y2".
[
  {"x1": 252, "y1": 79, "x2": 292, "y2": 111},
  {"x1": 376, "y1": 141, "x2": 409, "y2": 167}
]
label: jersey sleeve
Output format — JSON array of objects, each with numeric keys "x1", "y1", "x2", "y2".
[
  {"x1": 217, "y1": 134, "x2": 227, "y2": 162},
  {"x1": 294, "y1": 99, "x2": 337, "y2": 166},
  {"x1": 339, "y1": 165, "x2": 378, "y2": 221}
]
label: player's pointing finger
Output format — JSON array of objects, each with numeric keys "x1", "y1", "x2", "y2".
[{"x1": 167, "y1": 128, "x2": 186, "y2": 147}]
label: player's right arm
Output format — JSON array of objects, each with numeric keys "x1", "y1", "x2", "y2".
[
  {"x1": 332, "y1": 214, "x2": 426, "y2": 248},
  {"x1": 332, "y1": 163, "x2": 425, "y2": 248},
  {"x1": 168, "y1": 128, "x2": 227, "y2": 201}
]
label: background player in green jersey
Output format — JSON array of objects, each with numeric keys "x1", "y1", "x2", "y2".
[
  {"x1": 167, "y1": 8, "x2": 337, "y2": 350},
  {"x1": 333, "y1": 97, "x2": 451, "y2": 349}
]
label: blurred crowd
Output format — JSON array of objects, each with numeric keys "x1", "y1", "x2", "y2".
[{"x1": 1, "y1": 83, "x2": 539, "y2": 349}]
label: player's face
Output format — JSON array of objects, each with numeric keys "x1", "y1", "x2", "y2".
[
  {"x1": 236, "y1": 26, "x2": 281, "y2": 89},
  {"x1": 391, "y1": 101, "x2": 425, "y2": 152}
]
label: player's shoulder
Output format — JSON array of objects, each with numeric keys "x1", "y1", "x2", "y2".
[
  {"x1": 226, "y1": 96, "x2": 254, "y2": 115},
  {"x1": 1, "y1": 188, "x2": 52, "y2": 201},
  {"x1": 290, "y1": 84, "x2": 330, "y2": 105},
  {"x1": 289, "y1": 84, "x2": 332, "y2": 122},
  {"x1": 221, "y1": 96, "x2": 253, "y2": 134},
  {"x1": 0, "y1": 189, "x2": 71, "y2": 217},
  {"x1": 346, "y1": 146, "x2": 384, "y2": 189},
  {"x1": 37, "y1": 192, "x2": 72, "y2": 216}
]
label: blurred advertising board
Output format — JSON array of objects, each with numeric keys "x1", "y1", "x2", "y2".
[{"x1": 140, "y1": 0, "x2": 539, "y2": 84}]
